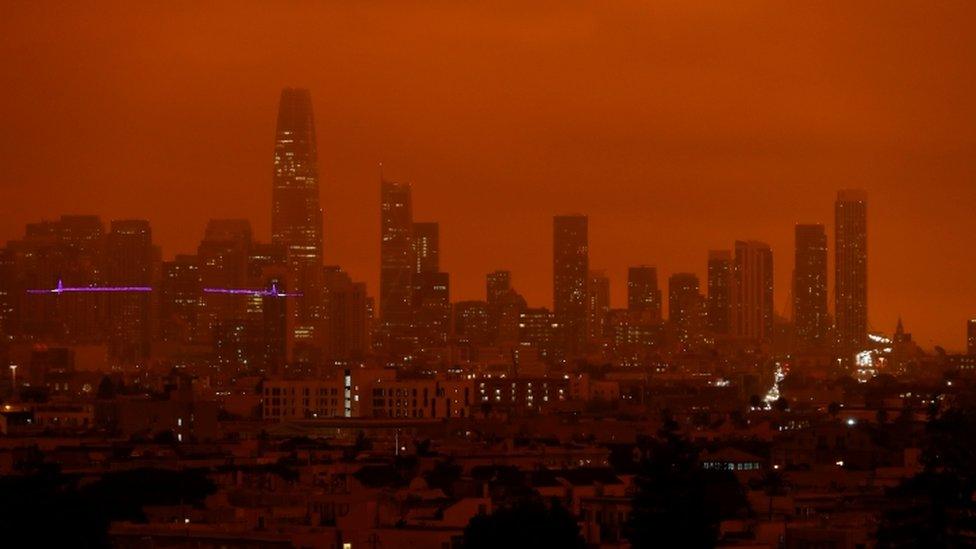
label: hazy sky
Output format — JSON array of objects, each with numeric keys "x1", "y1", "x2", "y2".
[{"x1": 1, "y1": 2, "x2": 974, "y2": 349}]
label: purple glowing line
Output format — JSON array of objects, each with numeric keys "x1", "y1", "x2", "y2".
[
  {"x1": 27, "y1": 279, "x2": 152, "y2": 295},
  {"x1": 202, "y1": 282, "x2": 302, "y2": 298}
]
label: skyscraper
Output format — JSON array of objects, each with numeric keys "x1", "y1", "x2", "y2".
[
  {"x1": 553, "y1": 215, "x2": 588, "y2": 355},
  {"x1": 627, "y1": 265, "x2": 662, "y2": 321},
  {"x1": 271, "y1": 88, "x2": 322, "y2": 270},
  {"x1": 587, "y1": 270, "x2": 610, "y2": 342},
  {"x1": 487, "y1": 270, "x2": 512, "y2": 303},
  {"x1": 486, "y1": 270, "x2": 512, "y2": 345},
  {"x1": 106, "y1": 220, "x2": 155, "y2": 363},
  {"x1": 380, "y1": 180, "x2": 414, "y2": 342},
  {"x1": 159, "y1": 254, "x2": 201, "y2": 345},
  {"x1": 669, "y1": 272, "x2": 703, "y2": 344},
  {"x1": 732, "y1": 240, "x2": 774, "y2": 342},
  {"x1": 794, "y1": 224, "x2": 828, "y2": 348},
  {"x1": 835, "y1": 190, "x2": 868, "y2": 350},
  {"x1": 706, "y1": 251, "x2": 733, "y2": 335},
  {"x1": 413, "y1": 271, "x2": 450, "y2": 347},
  {"x1": 412, "y1": 222, "x2": 439, "y2": 274},
  {"x1": 198, "y1": 219, "x2": 253, "y2": 340},
  {"x1": 322, "y1": 266, "x2": 369, "y2": 361}
]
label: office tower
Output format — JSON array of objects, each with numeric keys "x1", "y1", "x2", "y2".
[
  {"x1": 413, "y1": 272, "x2": 451, "y2": 347},
  {"x1": 53, "y1": 215, "x2": 107, "y2": 343},
  {"x1": 3, "y1": 216, "x2": 108, "y2": 343},
  {"x1": 835, "y1": 190, "x2": 868, "y2": 350},
  {"x1": 198, "y1": 220, "x2": 253, "y2": 340},
  {"x1": 707, "y1": 251, "x2": 733, "y2": 335},
  {"x1": 323, "y1": 267, "x2": 369, "y2": 361},
  {"x1": 519, "y1": 307, "x2": 562, "y2": 362},
  {"x1": 587, "y1": 270, "x2": 610, "y2": 342},
  {"x1": 257, "y1": 270, "x2": 290, "y2": 375},
  {"x1": 272, "y1": 88, "x2": 323, "y2": 330},
  {"x1": 454, "y1": 301, "x2": 490, "y2": 346},
  {"x1": 158, "y1": 255, "x2": 201, "y2": 344},
  {"x1": 412, "y1": 222, "x2": 439, "y2": 274},
  {"x1": 669, "y1": 272, "x2": 703, "y2": 345},
  {"x1": 968, "y1": 319, "x2": 976, "y2": 356},
  {"x1": 732, "y1": 240, "x2": 774, "y2": 342},
  {"x1": 793, "y1": 224, "x2": 828, "y2": 348},
  {"x1": 487, "y1": 270, "x2": 511, "y2": 304},
  {"x1": 553, "y1": 215, "x2": 588, "y2": 355},
  {"x1": 0, "y1": 225, "x2": 61, "y2": 339},
  {"x1": 271, "y1": 88, "x2": 322, "y2": 270},
  {"x1": 380, "y1": 180, "x2": 415, "y2": 344},
  {"x1": 486, "y1": 270, "x2": 511, "y2": 343},
  {"x1": 627, "y1": 265, "x2": 662, "y2": 321},
  {"x1": 105, "y1": 220, "x2": 155, "y2": 363}
]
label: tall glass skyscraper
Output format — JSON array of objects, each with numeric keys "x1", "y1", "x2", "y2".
[
  {"x1": 380, "y1": 180, "x2": 414, "y2": 339},
  {"x1": 553, "y1": 214, "x2": 589, "y2": 355},
  {"x1": 732, "y1": 240, "x2": 774, "y2": 342},
  {"x1": 706, "y1": 251, "x2": 733, "y2": 335},
  {"x1": 271, "y1": 88, "x2": 322, "y2": 271},
  {"x1": 834, "y1": 190, "x2": 868, "y2": 350},
  {"x1": 794, "y1": 224, "x2": 828, "y2": 348}
]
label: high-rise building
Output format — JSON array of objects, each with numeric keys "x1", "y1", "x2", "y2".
[
  {"x1": 51, "y1": 215, "x2": 107, "y2": 343},
  {"x1": 627, "y1": 266, "x2": 662, "y2": 321},
  {"x1": 413, "y1": 272, "x2": 451, "y2": 348},
  {"x1": 106, "y1": 220, "x2": 155, "y2": 363},
  {"x1": 835, "y1": 190, "x2": 868, "y2": 350},
  {"x1": 412, "y1": 222, "x2": 439, "y2": 274},
  {"x1": 669, "y1": 272, "x2": 703, "y2": 345},
  {"x1": 271, "y1": 88, "x2": 322, "y2": 270},
  {"x1": 732, "y1": 240, "x2": 774, "y2": 342},
  {"x1": 322, "y1": 266, "x2": 369, "y2": 361},
  {"x1": 968, "y1": 319, "x2": 976, "y2": 356},
  {"x1": 519, "y1": 307, "x2": 562, "y2": 363},
  {"x1": 587, "y1": 270, "x2": 610, "y2": 342},
  {"x1": 794, "y1": 224, "x2": 828, "y2": 348},
  {"x1": 706, "y1": 251, "x2": 733, "y2": 335},
  {"x1": 553, "y1": 215, "x2": 588, "y2": 355},
  {"x1": 198, "y1": 220, "x2": 253, "y2": 340},
  {"x1": 454, "y1": 301, "x2": 490, "y2": 346},
  {"x1": 486, "y1": 270, "x2": 511, "y2": 343},
  {"x1": 487, "y1": 270, "x2": 511, "y2": 304},
  {"x1": 380, "y1": 180, "x2": 414, "y2": 344},
  {"x1": 271, "y1": 89, "x2": 324, "y2": 329},
  {"x1": 158, "y1": 254, "x2": 201, "y2": 345}
]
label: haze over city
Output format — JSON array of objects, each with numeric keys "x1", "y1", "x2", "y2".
[
  {"x1": 2, "y1": 3, "x2": 976, "y2": 548},
  {"x1": 2, "y1": 2, "x2": 974, "y2": 349}
]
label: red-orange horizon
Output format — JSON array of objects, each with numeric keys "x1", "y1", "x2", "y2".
[{"x1": 1, "y1": 2, "x2": 974, "y2": 350}]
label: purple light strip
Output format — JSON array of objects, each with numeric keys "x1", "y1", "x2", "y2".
[
  {"x1": 202, "y1": 282, "x2": 302, "y2": 298},
  {"x1": 27, "y1": 279, "x2": 152, "y2": 295}
]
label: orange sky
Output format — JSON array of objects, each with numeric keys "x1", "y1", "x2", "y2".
[{"x1": 1, "y1": 2, "x2": 974, "y2": 350}]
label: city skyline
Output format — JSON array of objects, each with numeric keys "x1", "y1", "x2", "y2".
[
  {"x1": 2, "y1": 149, "x2": 968, "y2": 351},
  {"x1": 2, "y1": 3, "x2": 975, "y2": 351},
  {"x1": 3, "y1": 5, "x2": 976, "y2": 546}
]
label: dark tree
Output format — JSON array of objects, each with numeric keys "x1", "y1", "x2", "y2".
[
  {"x1": 877, "y1": 406, "x2": 976, "y2": 546},
  {"x1": 0, "y1": 468, "x2": 215, "y2": 548},
  {"x1": 625, "y1": 433, "x2": 748, "y2": 548},
  {"x1": 463, "y1": 498, "x2": 585, "y2": 549}
]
